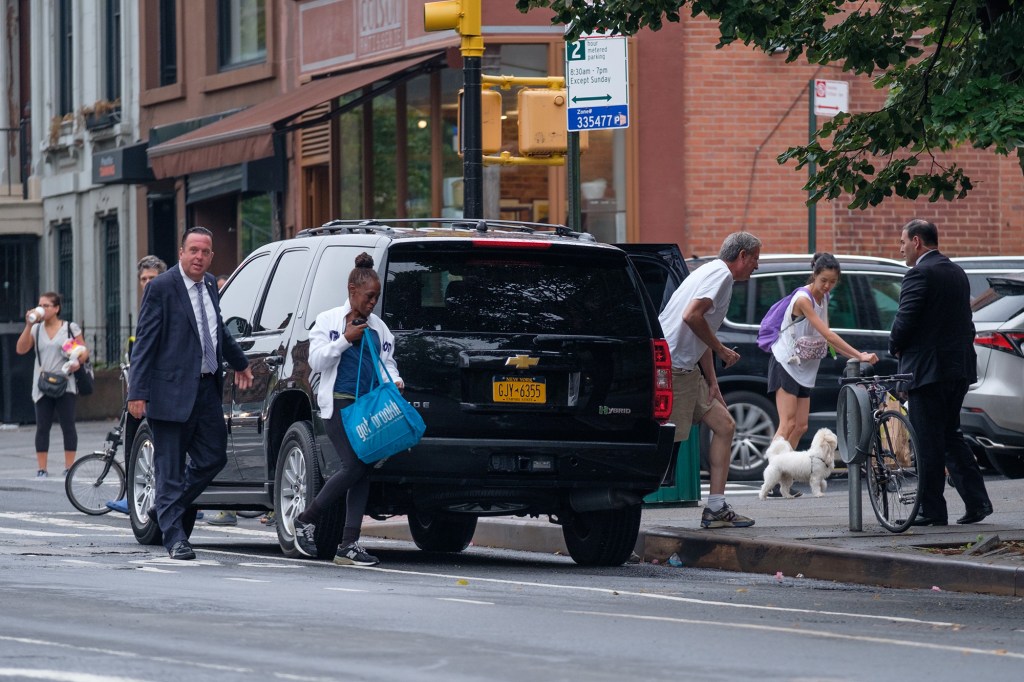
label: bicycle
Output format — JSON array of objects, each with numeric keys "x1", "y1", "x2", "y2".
[
  {"x1": 837, "y1": 373, "x2": 921, "y2": 533},
  {"x1": 64, "y1": 364, "x2": 128, "y2": 515}
]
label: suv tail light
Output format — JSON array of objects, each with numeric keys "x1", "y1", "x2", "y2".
[
  {"x1": 975, "y1": 331, "x2": 1024, "y2": 357},
  {"x1": 652, "y1": 339, "x2": 673, "y2": 422}
]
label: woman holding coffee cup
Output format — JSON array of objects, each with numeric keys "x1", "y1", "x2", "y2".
[{"x1": 15, "y1": 292, "x2": 89, "y2": 478}]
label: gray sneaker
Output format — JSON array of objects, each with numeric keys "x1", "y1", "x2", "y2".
[
  {"x1": 293, "y1": 519, "x2": 317, "y2": 558},
  {"x1": 334, "y1": 542, "x2": 379, "y2": 567},
  {"x1": 207, "y1": 510, "x2": 238, "y2": 526},
  {"x1": 701, "y1": 503, "x2": 755, "y2": 529}
]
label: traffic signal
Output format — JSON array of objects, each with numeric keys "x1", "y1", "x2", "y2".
[
  {"x1": 458, "y1": 88, "x2": 502, "y2": 155},
  {"x1": 518, "y1": 89, "x2": 588, "y2": 156},
  {"x1": 423, "y1": 1, "x2": 483, "y2": 57}
]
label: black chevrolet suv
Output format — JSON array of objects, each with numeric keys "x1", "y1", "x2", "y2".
[{"x1": 125, "y1": 220, "x2": 677, "y2": 566}]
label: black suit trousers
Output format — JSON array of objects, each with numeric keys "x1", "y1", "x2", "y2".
[
  {"x1": 907, "y1": 379, "x2": 990, "y2": 521},
  {"x1": 149, "y1": 375, "x2": 228, "y2": 549}
]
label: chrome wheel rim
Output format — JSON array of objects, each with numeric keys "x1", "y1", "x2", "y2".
[
  {"x1": 728, "y1": 402, "x2": 775, "y2": 473},
  {"x1": 132, "y1": 439, "x2": 156, "y2": 524},
  {"x1": 279, "y1": 444, "x2": 307, "y2": 539}
]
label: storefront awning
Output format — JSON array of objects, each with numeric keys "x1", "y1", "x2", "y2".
[{"x1": 147, "y1": 54, "x2": 439, "y2": 179}]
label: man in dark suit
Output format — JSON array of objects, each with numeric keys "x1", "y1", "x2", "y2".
[
  {"x1": 890, "y1": 219, "x2": 992, "y2": 526},
  {"x1": 128, "y1": 227, "x2": 253, "y2": 559}
]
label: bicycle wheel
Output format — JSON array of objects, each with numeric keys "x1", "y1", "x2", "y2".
[
  {"x1": 865, "y1": 411, "x2": 922, "y2": 532},
  {"x1": 65, "y1": 453, "x2": 126, "y2": 515}
]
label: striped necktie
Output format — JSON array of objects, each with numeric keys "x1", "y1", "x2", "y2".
[{"x1": 195, "y1": 282, "x2": 217, "y2": 373}]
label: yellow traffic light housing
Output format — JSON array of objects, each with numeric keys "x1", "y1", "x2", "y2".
[
  {"x1": 458, "y1": 88, "x2": 502, "y2": 155},
  {"x1": 423, "y1": 0, "x2": 483, "y2": 57},
  {"x1": 517, "y1": 88, "x2": 588, "y2": 156}
]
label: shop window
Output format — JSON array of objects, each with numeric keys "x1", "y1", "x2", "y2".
[
  {"x1": 406, "y1": 75, "x2": 434, "y2": 218},
  {"x1": 580, "y1": 128, "x2": 627, "y2": 242},
  {"x1": 372, "y1": 92, "x2": 398, "y2": 216},
  {"x1": 218, "y1": 0, "x2": 266, "y2": 71},
  {"x1": 338, "y1": 93, "x2": 364, "y2": 218},
  {"x1": 240, "y1": 193, "x2": 273, "y2": 257}
]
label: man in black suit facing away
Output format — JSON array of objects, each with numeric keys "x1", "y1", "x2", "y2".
[
  {"x1": 128, "y1": 227, "x2": 254, "y2": 559},
  {"x1": 890, "y1": 219, "x2": 993, "y2": 527}
]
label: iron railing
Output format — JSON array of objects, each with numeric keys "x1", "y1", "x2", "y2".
[{"x1": 0, "y1": 121, "x2": 29, "y2": 199}]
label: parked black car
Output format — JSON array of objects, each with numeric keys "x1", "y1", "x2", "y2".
[
  {"x1": 125, "y1": 220, "x2": 677, "y2": 566},
  {"x1": 684, "y1": 254, "x2": 907, "y2": 480}
]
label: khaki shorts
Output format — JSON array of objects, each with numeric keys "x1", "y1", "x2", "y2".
[{"x1": 669, "y1": 367, "x2": 714, "y2": 441}]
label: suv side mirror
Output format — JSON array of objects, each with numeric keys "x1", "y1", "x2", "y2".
[{"x1": 224, "y1": 316, "x2": 252, "y2": 338}]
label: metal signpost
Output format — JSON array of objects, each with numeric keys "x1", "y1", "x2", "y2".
[
  {"x1": 808, "y1": 79, "x2": 849, "y2": 252},
  {"x1": 564, "y1": 33, "x2": 629, "y2": 231}
]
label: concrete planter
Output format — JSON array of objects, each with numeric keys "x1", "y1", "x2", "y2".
[{"x1": 76, "y1": 367, "x2": 124, "y2": 421}]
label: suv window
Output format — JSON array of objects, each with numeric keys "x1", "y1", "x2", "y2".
[
  {"x1": 255, "y1": 249, "x2": 313, "y2": 333},
  {"x1": 305, "y1": 246, "x2": 367, "y2": 328},
  {"x1": 973, "y1": 284, "x2": 1024, "y2": 322},
  {"x1": 383, "y1": 247, "x2": 647, "y2": 334},
  {"x1": 221, "y1": 253, "x2": 271, "y2": 337}
]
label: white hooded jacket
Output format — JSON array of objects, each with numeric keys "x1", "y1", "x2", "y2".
[{"x1": 308, "y1": 302, "x2": 402, "y2": 421}]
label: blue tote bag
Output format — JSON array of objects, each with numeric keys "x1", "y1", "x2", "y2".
[{"x1": 341, "y1": 334, "x2": 425, "y2": 464}]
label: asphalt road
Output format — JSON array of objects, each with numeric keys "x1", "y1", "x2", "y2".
[{"x1": 2, "y1": 477, "x2": 1024, "y2": 681}]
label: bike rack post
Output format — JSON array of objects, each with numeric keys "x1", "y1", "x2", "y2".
[{"x1": 843, "y1": 359, "x2": 863, "y2": 531}]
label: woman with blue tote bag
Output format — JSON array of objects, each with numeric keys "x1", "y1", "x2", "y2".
[{"x1": 292, "y1": 252, "x2": 407, "y2": 567}]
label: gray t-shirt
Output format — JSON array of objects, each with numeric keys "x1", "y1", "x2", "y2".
[{"x1": 31, "y1": 321, "x2": 82, "y2": 402}]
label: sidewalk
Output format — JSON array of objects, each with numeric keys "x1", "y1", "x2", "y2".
[{"x1": 6, "y1": 419, "x2": 1021, "y2": 595}]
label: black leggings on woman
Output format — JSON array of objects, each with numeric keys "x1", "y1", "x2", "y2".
[
  {"x1": 34, "y1": 393, "x2": 78, "y2": 452},
  {"x1": 298, "y1": 398, "x2": 370, "y2": 546}
]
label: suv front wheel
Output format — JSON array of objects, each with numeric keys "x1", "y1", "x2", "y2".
[
  {"x1": 561, "y1": 504, "x2": 642, "y2": 566},
  {"x1": 127, "y1": 420, "x2": 196, "y2": 545},
  {"x1": 274, "y1": 421, "x2": 346, "y2": 559}
]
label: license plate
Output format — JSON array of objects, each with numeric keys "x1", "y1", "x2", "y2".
[{"x1": 493, "y1": 376, "x2": 546, "y2": 404}]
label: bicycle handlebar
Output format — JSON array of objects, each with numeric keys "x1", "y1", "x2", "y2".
[{"x1": 839, "y1": 373, "x2": 914, "y2": 386}]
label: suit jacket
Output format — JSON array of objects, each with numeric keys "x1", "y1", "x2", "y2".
[
  {"x1": 128, "y1": 265, "x2": 248, "y2": 422},
  {"x1": 889, "y1": 250, "x2": 977, "y2": 389}
]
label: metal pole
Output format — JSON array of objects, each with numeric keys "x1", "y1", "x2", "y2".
[
  {"x1": 463, "y1": 56, "x2": 483, "y2": 219},
  {"x1": 567, "y1": 132, "x2": 581, "y2": 231},
  {"x1": 807, "y1": 80, "x2": 817, "y2": 254},
  {"x1": 844, "y1": 358, "x2": 863, "y2": 531}
]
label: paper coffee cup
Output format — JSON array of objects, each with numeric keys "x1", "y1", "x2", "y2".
[{"x1": 28, "y1": 306, "x2": 45, "y2": 323}]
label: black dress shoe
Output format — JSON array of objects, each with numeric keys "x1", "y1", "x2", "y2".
[
  {"x1": 147, "y1": 507, "x2": 158, "y2": 524},
  {"x1": 168, "y1": 540, "x2": 196, "y2": 560},
  {"x1": 909, "y1": 515, "x2": 948, "y2": 527},
  {"x1": 957, "y1": 504, "x2": 993, "y2": 525}
]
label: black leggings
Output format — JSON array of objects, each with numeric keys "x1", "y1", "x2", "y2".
[
  {"x1": 34, "y1": 393, "x2": 78, "y2": 453},
  {"x1": 299, "y1": 398, "x2": 370, "y2": 546}
]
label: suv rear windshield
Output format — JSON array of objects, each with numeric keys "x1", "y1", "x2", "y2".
[
  {"x1": 383, "y1": 246, "x2": 647, "y2": 335},
  {"x1": 972, "y1": 282, "x2": 1024, "y2": 322}
]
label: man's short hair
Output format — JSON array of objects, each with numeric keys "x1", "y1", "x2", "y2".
[
  {"x1": 719, "y1": 232, "x2": 762, "y2": 262},
  {"x1": 181, "y1": 226, "x2": 213, "y2": 247},
  {"x1": 137, "y1": 255, "x2": 167, "y2": 277},
  {"x1": 902, "y1": 219, "x2": 938, "y2": 247}
]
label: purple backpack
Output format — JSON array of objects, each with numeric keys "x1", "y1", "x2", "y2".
[{"x1": 756, "y1": 286, "x2": 811, "y2": 352}]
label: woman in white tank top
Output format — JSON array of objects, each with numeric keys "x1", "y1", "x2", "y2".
[{"x1": 769, "y1": 254, "x2": 879, "y2": 449}]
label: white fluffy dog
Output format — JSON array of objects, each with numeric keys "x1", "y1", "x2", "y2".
[{"x1": 758, "y1": 428, "x2": 839, "y2": 499}]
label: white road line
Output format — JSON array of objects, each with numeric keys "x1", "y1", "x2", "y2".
[
  {"x1": 324, "y1": 587, "x2": 368, "y2": 592},
  {"x1": 0, "y1": 635, "x2": 250, "y2": 673},
  {"x1": 225, "y1": 577, "x2": 270, "y2": 583},
  {"x1": 569, "y1": 610, "x2": 1024, "y2": 660},
  {"x1": 361, "y1": 566, "x2": 959, "y2": 628},
  {"x1": 0, "y1": 527, "x2": 81, "y2": 537},
  {"x1": 0, "y1": 668, "x2": 151, "y2": 682},
  {"x1": 436, "y1": 597, "x2": 494, "y2": 605}
]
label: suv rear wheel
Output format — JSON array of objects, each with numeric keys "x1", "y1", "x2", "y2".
[
  {"x1": 274, "y1": 421, "x2": 346, "y2": 559},
  {"x1": 561, "y1": 504, "x2": 642, "y2": 567},
  {"x1": 407, "y1": 511, "x2": 478, "y2": 552},
  {"x1": 127, "y1": 420, "x2": 196, "y2": 545}
]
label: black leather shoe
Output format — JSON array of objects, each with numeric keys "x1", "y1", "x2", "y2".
[
  {"x1": 909, "y1": 516, "x2": 948, "y2": 527},
  {"x1": 956, "y1": 504, "x2": 993, "y2": 525},
  {"x1": 168, "y1": 540, "x2": 196, "y2": 560},
  {"x1": 147, "y1": 507, "x2": 157, "y2": 525}
]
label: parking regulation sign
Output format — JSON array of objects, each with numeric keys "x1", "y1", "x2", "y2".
[{"x1": 565, "y1": 34, "x2": 629, "y2": 132}]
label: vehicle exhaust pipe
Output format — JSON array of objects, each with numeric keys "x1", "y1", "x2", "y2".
[{"x1": 569, "y1": 489, "x2": 642, "y2": 512}]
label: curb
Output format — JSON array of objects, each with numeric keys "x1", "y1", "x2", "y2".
[
  {"x1": 640, "y1": 526, "x2": 1022, "y2": 596},
  {"x1": 365, "y1": 518, "x2": 1023, "y2": 596}
]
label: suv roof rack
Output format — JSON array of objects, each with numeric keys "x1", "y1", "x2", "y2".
[{"x1": 296, "y1": 218, "x2": 596, "y2": 242}]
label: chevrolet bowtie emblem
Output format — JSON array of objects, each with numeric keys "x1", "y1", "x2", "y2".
[{"x1": 505, "y1": 355, "x2": 539, "y2": 370}]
